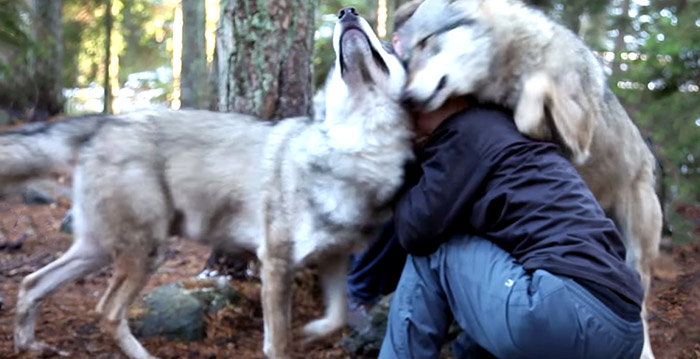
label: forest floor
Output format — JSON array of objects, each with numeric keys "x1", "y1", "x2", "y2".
[{"x1": 1, "y1": 186, "x2": 699, "y2": 359}]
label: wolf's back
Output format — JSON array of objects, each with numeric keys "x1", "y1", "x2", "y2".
[{"x1": 0, "y1": 115, "x2": 105, "y2": 188}]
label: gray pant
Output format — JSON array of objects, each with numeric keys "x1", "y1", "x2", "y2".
[{"x1": 379, "y1": 235, "x2": 644, "y2": 359}]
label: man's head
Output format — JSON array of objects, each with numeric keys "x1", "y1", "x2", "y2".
[
  {"x1": 394, "y1": 0, "x2": 496, "y2": 112},
  {"x1": 391, "y1": 0, "x2": 424, "y2": 57}
]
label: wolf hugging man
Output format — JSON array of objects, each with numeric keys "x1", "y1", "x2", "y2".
[
  {"x1": 348, "y1": 1, "x2": 651, "y2": 358},
  {"x1": 0, "y1": 0, "x2": 660, "y2": 358}
]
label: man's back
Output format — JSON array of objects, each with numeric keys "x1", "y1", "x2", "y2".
[{"x1": 395, "y1": 104, "x2": 643, "y2": 307}]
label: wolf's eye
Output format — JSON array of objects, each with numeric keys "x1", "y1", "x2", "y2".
[{"x1": 417, "y1": 35, "x2": 432, "y2": 50}]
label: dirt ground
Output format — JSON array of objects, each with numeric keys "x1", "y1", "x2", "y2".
[{"x1": 1, "y1": 190, "x2": 699, "y2": 359}]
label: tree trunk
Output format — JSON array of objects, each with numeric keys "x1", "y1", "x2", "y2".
[
  {"x1": 215, "y1": 0, "x2": 315, "y2": 119},
  {"x1": 386, "y1": 0, "x2": 398, "y2": 37},
  {"x1": 579, "y1": 7, "x2": 608, "y2": 50},
  {"x1": 366, "y1": 1, "x2": 378, "y2": 34},
  {"x1": 560, "y1": 2, "x2": 585, "y2": 34},
  {"x1": 0, "y1": 0, "x2": 33, "y2": 120},
  {"x1": 103, "y1": 0, "x2": 112, "y2": 114},
  {"x1": 181, "y1": 0, "x2": 208, "y2": 109},
  {"x1": 32, "y1": 0, "x2": 63, "y2": 121},
  {"x1": 203, "y1": 0, "x2": 316, "y2": 277},
  {"x1": 612, "y1": 0, "x2": 631, "y2": 76}
]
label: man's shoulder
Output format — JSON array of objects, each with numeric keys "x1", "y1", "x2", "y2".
[
  {"x1": 442, "y1": 104, "x2": 517, "y2": 135},
  {"x1": 437, "y1": 103, "x2": 528, "y2": 151}
]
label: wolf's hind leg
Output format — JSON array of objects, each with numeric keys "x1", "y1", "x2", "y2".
[
  {"x1": 302, "y1": 254, "x2": 348, "y2": 342},
  {"x1": 99, "y1": 251, "x2": 160, "y2": 359},
  {"x1": 14, "y1": 237, "x2": 109, "y2": 355},
  {"x1": 613, "y1": 171, "x2": 661, "y2": 294},
  {"x1": 96, "y1": 268, "x2": 127, "y2": 315},
  {"x1": 640, "y1": 307, "x2": 656, "y2": 359},
  {"x1": 613, "y1": 171, "x2": 661, "y2": 359}
]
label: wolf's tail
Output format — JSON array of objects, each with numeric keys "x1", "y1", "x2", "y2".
[{"x1": 0, "y1": 115, "x2": 105, "y2": 188}]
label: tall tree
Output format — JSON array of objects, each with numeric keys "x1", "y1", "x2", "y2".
[
  {"x1": 181, "y1": 0, "x2": 208, "y2": 109},
  {"x1": 611, "y1": 0, "x2": 631, "y2": 75},
  {"x1": 612, "y1": 0, "x2": 700, "y2": 241},
  {"x1": 524, "y1": 0, "x2": 610, "y2": 36},
  {"x1": 386, "y1": 0, "x2": 400, "y2": 37},
  {"x1": 214, "y1": 0, "x2": 315, "y2": 119},
  {"x1": 0, "y1": 0, "x2": 33, "y2": 120},
  {"x1": 205, "y1": 0, "x2": 316, "y2": 275},
  {"x1": 33, "y1": 0, "x2": 63, "y2": 121},
  {"x1": 103, "y1": 0, "x2": 112, "y2": 114}
]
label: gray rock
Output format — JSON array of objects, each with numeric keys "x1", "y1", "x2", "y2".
[
  {"x1": 0, "y1": 109, "x2": 12, "y2": 126},
  {"x1": 22, "y1": 184, "x2": 57, "y2": 205},
  {"x1": 129, "y1": 277, "x2": 240, "y2": 342},
  {"x1": 341, "y1": 294, "x2": 470, "y2": 359},
  {"x1": 189, "y1": 279, "x2": 240, "y2": 314},
  {"x1": 130, "y1": 282, "x2": 204, "y2": 341},
  {"x1": 341, "y1": 294, "x2": 392, "y2": 358}
]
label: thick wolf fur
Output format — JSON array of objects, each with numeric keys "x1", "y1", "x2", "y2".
[
  {"x1": 396, "y1": 1, "x2": 662, "y2": 358},
  {"x1": 5, "y1": 13, "x2": 411, "y2": 359}
]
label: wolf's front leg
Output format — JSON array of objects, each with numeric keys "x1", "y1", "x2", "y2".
[
  {"x1": 514, "y1": 72, "x2": 552, "y2": 141},
  {"x1": 261, "y1": 255, "x2": 293, "y2": 359},
  {"x1": 302, "y1": 254, "x2": 348, "y2": 342}
]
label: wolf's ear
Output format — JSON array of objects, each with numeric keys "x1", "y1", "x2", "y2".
[
  {"x1": 546, "y1": 73, "x2": 597, "y2": 165},
  {"x1": 515, "y1": 72, "x2": 596, "y2": 165}
]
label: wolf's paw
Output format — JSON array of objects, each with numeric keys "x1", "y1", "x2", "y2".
[
  {"x1": 263, "y1": 346, "x2": 291, "y2": 359},
  {"x1": 15, "y1": 340, "x2": 70, "y2": 357},
  {"x1": 639, "y1": 338, "x2": 656, "y2": 359},
  {"x1": 515, "y1": 72, "x2": 552, "y2": 140},
  {"x1": 514, "y1": 109, "x2": 549, "y2": 140},
  {"x1": 570, "y1": 148, "x2": 590, "y2": 166},
  {"x1": 302, "y1": 317, "x2": 344, "y2": 344}
]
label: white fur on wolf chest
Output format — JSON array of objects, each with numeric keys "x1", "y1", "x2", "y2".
[
  {"x1": 282, "y1": 132, "x2": 369, "y2": 264},
  {"x1": 287, "y1": 126, "x2": 408, "y2": 265},
  {"x1": 294, "y1": 124, "x2": 411, "y2": 263}
]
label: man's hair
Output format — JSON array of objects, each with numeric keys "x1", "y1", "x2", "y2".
[{"x1": 394, "y1": 0, "x2": 423, "y2": 31}]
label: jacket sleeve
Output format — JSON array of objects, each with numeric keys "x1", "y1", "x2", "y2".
[{"x1": 394, "y1": 117, "x2": 491, "y2": 256}]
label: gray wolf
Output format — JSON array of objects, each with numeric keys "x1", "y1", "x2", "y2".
[
  {"x1": 4, "y1": 8, "x2": 412, "y2": 359},
  {"x1": 395, "y1": 0, "x2": 662, "y2": 358}
]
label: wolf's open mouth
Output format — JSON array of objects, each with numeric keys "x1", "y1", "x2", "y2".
[{"x1": 339, "y1": 25, "x2": 389, "y2": 76}]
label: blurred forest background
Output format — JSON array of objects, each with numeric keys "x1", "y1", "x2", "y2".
[{"x1": 0, "y1": 0, "x2": 698, "y2": 243}]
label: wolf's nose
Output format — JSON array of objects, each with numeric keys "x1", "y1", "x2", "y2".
[
  {"x1": 401, "y1": 91, "x2": 419, "y2": 110},
  {"x1": 338, "y1": 6, "x2": 359, "y2": 20}
]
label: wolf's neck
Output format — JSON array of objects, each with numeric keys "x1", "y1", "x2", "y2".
[
  {"x1": 318, "y1": 104, "x2": 411, "y2": 152},
  {"x1": 484, "y1": 1, "x2": 555, "y2": 106},
  {"x1": 489, "y1": 2, "x2": 555, "y2": 58}
]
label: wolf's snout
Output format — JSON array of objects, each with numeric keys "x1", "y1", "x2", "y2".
[
  {"x1": 401, "y1": 91, "x2": 420, "y2": 110},
  {"x1": 338, "y1": 6, "x2": 359, "y2": 21}
]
